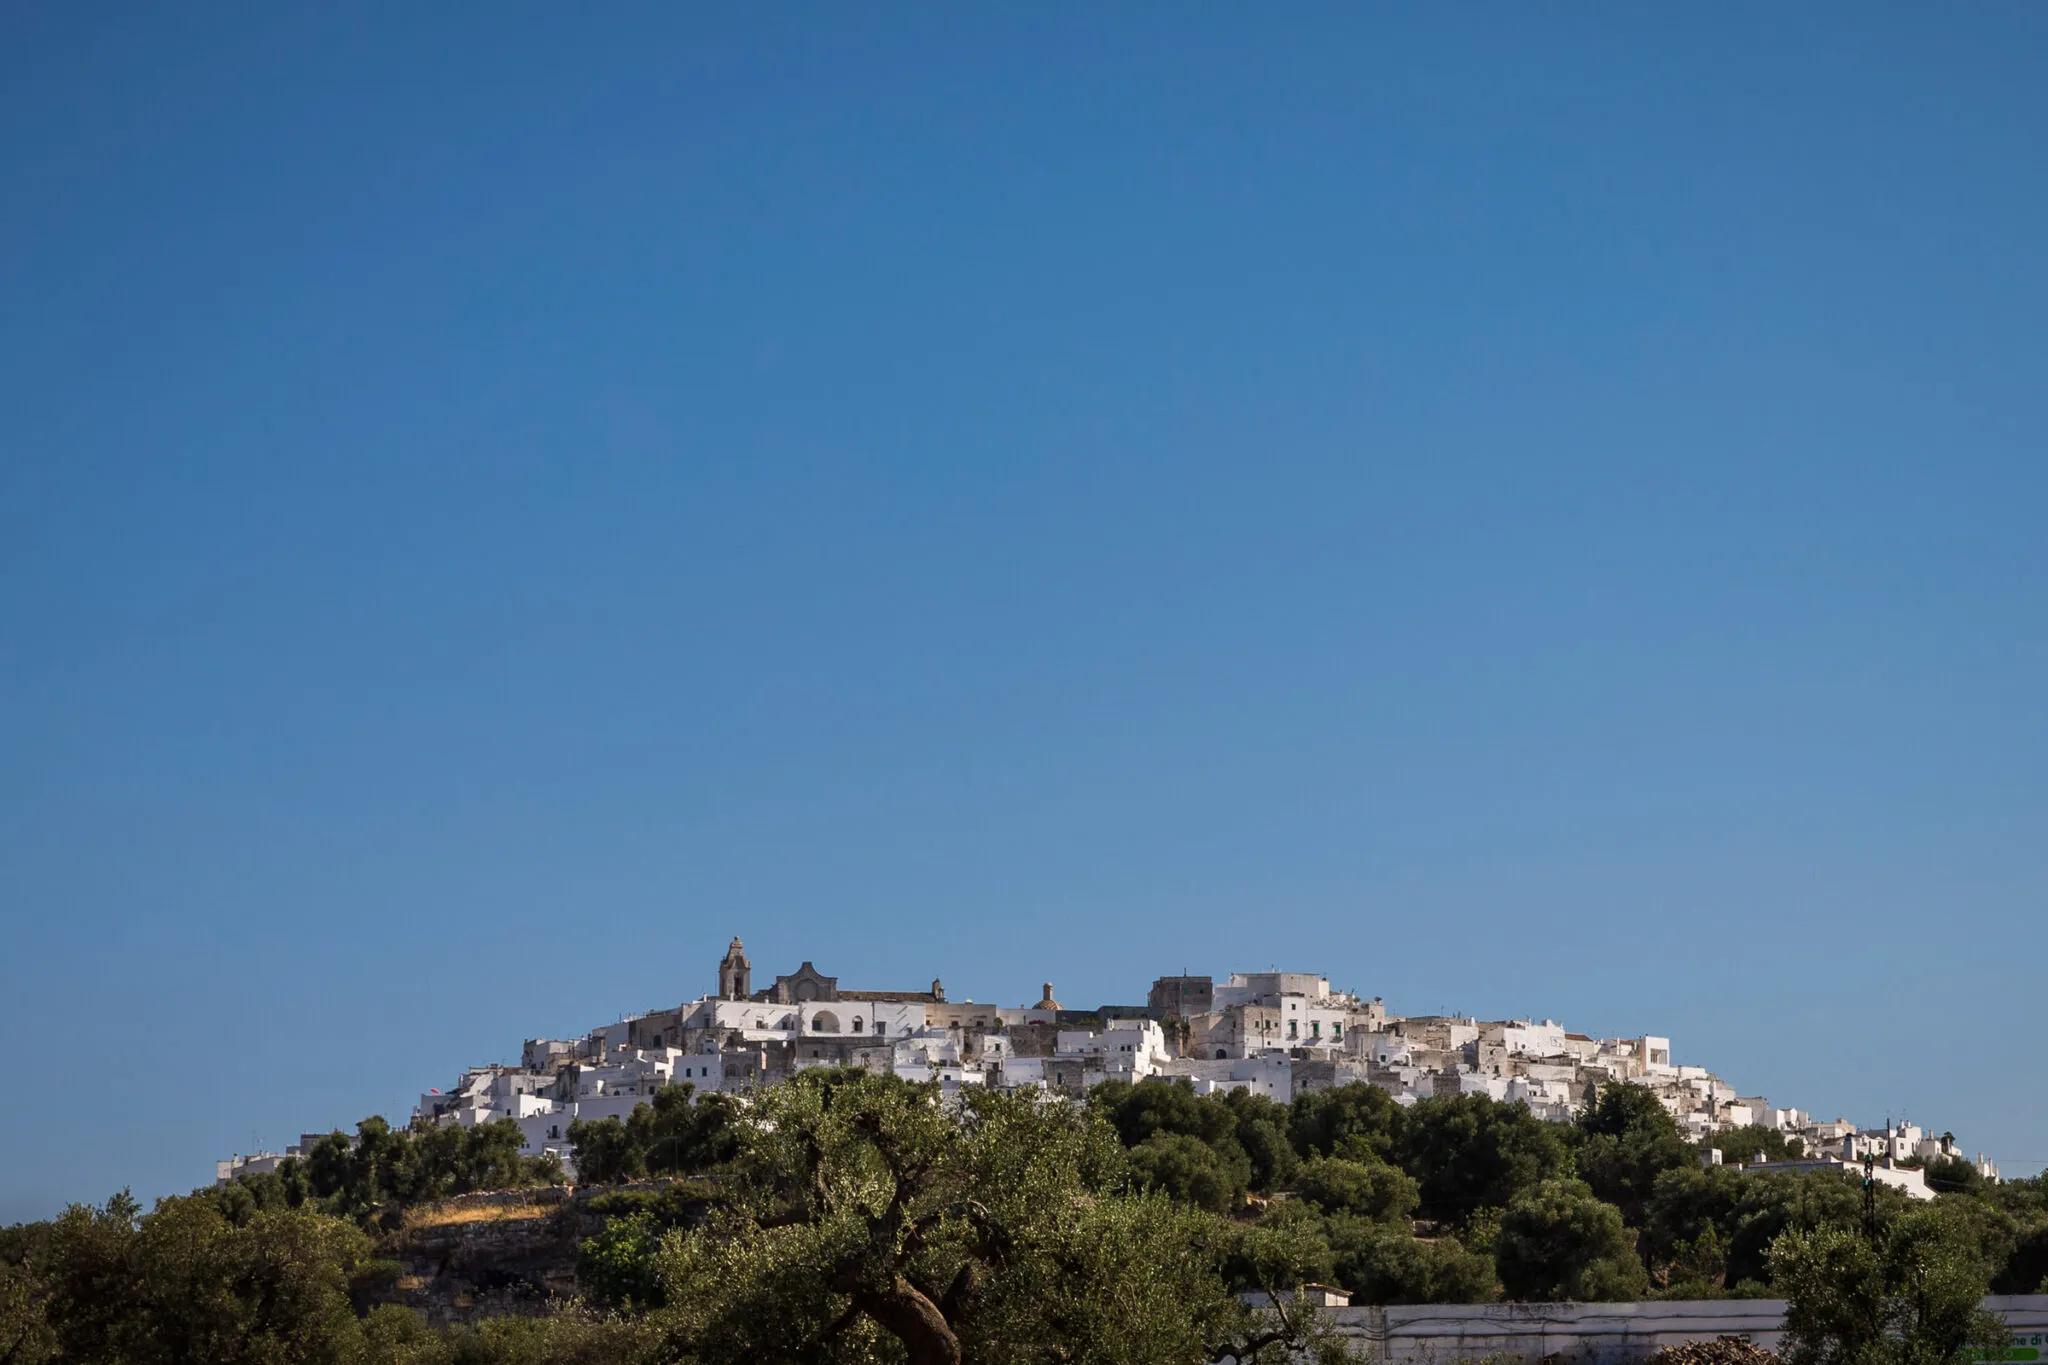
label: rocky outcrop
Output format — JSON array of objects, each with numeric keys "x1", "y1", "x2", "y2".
[{"x1": 360, "y1": 1181, "x2": 713, "y2": 1326}]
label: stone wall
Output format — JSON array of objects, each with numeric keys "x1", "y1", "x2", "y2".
[
  {"x1": 363, "y1": 1181, "x2": 713, "y2": 1327},
  {"x1": 1299, "y1": 1295, "x2": 2048, "y2": 1365}
]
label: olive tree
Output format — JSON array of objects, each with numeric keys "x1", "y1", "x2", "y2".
[
  {"x1": 654, "y1": 1069, "x2": 1346, "y2": 1365},
  {"x1": 1772, "y1": 1212, "x2": 2008, "y2": 1365}
]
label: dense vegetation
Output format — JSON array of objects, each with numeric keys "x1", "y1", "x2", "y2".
[
  {"x1": 185, "y1": 1115, "x2": 566, "y2": 1233},
  {"x1": 3, "y1": 1072, "x2": 2042, "y2": 1365}
]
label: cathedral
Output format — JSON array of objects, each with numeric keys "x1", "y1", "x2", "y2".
[{"x1": 717, "y1": 937, "x2": 944, "y2": 1006}]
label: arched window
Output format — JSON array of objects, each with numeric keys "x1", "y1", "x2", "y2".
[
  {"x1": 852, "y1": 1017, "x2": 864, "y2": 1033},
  {"x1": 1215, "y1": 1049, "x2": 1228, "y2": 1060},
  {"x1": 812, "y1": 1010, "x2": 841, "y2": 1034}
]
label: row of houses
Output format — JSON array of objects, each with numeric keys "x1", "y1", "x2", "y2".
[{"x1": 217, "y1": 936, "x2": 1998, "y2": 1191}]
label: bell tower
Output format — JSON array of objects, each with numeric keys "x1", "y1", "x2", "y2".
[{"x1": 718, "y1": 938, "x2": 752, "y2": 1000}]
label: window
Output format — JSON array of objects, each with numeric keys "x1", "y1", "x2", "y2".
[
  {"x1": 1288, "y1": 1021, "x2": 1298, "y2": 1039},
  {"x1": 1311, "y1": 1021, "x2": 1320, "y2": 1038},
  {"x1": 1334, "y1": 1023, "x2": 1342, "y2": 1039},
  {"x1": 853, "y1": 1018, "x2": 864, "y2": 1033}
]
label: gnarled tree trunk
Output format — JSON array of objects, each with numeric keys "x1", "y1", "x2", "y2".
[{"x1": 855, "y1": 1274, "x2": 962, "y2": 1365}]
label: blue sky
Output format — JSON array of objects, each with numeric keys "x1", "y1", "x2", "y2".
[{"x1": 2, "y1": 6, "x2": 2044, "y2": 1221}]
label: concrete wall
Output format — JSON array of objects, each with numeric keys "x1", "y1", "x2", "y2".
[{"x1": 1308, "y1": 1295, "x2": 2048, "y2": 1365}]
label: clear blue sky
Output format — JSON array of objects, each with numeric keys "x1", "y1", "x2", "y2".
[{"x1": 2, "y1": 6, "x2": 2044, "y2": 1222}]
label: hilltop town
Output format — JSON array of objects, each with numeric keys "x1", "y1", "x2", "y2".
[{"x1": 222, "y1": 937, "x2": 1999, "y2": 1195}]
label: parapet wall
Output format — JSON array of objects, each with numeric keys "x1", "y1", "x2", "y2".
[{"x1": 1318, "y1": 1296, "x2": 2048, "y2": 1365}]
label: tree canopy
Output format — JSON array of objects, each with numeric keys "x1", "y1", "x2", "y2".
[
  {"x1": 654, "y1": 1069, "x2": 1343, "y2": 1365},
  {"x1": 6, "y1": 1074, "x2": 2045, "y2": 1364},
  {"x1": 1773, "y1": 1209, "x2": 2008, "y2": 1365},
  {"x1": 569, "y1": 1083, "x2": 741, "y2": 1187},
  {"x1": 1575, "y1": 1082, "x2": 1695, "y2": 1225},
  {"x1": 1398, "y1": 1094, "x2": 1570, "y2": 1226},
  {"x1": 1494, "y1": 1178, "x2": 1649, "y2": 1302}
]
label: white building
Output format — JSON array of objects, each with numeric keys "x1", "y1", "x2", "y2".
[{"x1": 215, "y1": 939, "x2": 1990, "y2": 1194}]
